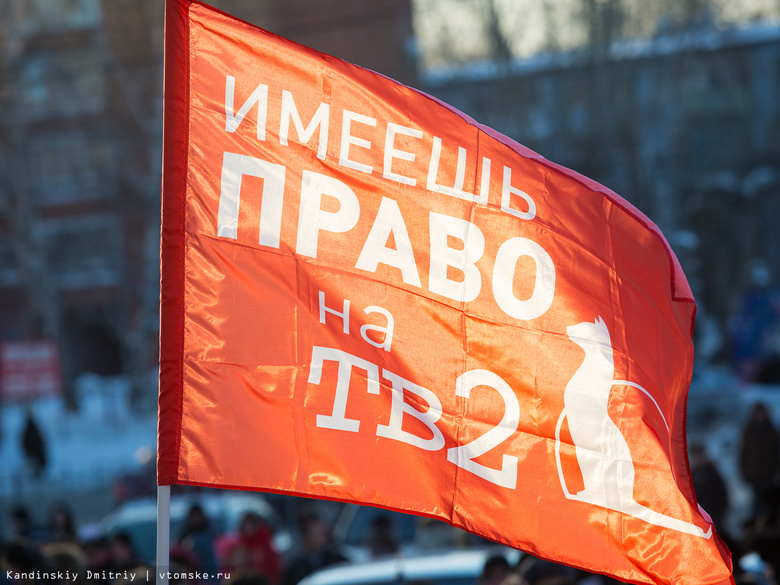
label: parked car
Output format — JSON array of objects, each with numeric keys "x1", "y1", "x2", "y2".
[
  {"x1": 99, "y1": 491, "x2": 292, "y2": 564},
  {"x1": 299, "y1": 547, "x2": 522, "y2": 585}
]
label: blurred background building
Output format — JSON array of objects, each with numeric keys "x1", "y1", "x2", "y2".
[
  {"x1": 0, "y1": 0, "x2": 416, "y2": 412},
  {"x1": 1, "y1": 0, "x2": 780, "y2": 557},
  {"x1": 418, "y1": 0, "x2": 780, "y2": 378}
]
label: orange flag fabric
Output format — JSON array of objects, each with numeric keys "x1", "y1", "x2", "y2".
[{"x1": 158, "y1": 1, "x2": 733, "y2": 583}]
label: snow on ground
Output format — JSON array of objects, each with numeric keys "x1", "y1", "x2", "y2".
[{"x1": 0, "y1": 372, "x2": 157, "y2": 496}]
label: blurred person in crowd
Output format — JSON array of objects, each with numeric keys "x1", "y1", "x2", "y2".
[
  {"x1": 230, "y1": 574, "x2": 269, "y2": 585},
  {"x1": 46, "y1": 503, "x2": 78, "y2": 544},
  {"x1": 112, "y1": 567, "x2": 150, "y2": 585},
  {"x1": 2, "y1": 539, "x2": 48, "y2": 584},
  {"x1": 282, "y1": 513, "x2": 345, "y2": 585},
  {"x1": 365, "y1": 514, "x2": 398, "y2": 558},
  {"x1": 109, "y1": 532, "x2": 141, "y2": 573},
  {"x1": 739, "y1": 403, "x2": 780, "y2": 518},
  {"x1": 82, "y1": 534, "x2": 113, "y2": 583},
  {"x1": 740, "y1": 481, "x2": 780, "y2": 583},
  {"x1": 689, "y1": 442, "x2": 730, "y2": 534},
  {"x1": 217, "y1": 512, "x2": 280, "y2": 583},
  {"x1": 40, "y1": 541, "x2": 89, "y2": 585},
  {"x1": 178, "y1": 504, "x2": 218, "y2": 578},
  {"x1": 730, "y1": 259, "x2": 780, "y2": 383},
  {"x1": 8, "y1": 506, "x2": 46, "y2": 545},
  {"x1": 168, "y1": 548, "x2": 203, "y2": 585},
  {"x1": 9, "y1": 507, "x2": 33, "y2": 542},
  {"x1": 21, "y1": 410, "x2": 47, "y2": 478},
  {"x1": 478, "y1": 555, "x2": 510, "y2": 585},
  {"x1": 516, "y1": 555, "x2": 578, "y2": 585}
]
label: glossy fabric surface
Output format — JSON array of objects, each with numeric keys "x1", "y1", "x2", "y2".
[{"x1": 159, "y1": 1, "x2": 733, "y2": 583}]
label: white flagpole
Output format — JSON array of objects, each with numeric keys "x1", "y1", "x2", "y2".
[{"x1": 156, "y1": 484, "x2": 171, "y2": 585}]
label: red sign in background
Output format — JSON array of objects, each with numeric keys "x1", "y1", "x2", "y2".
[{"x1": 0, "y1": 339, "x2": 62, "y2": 402}]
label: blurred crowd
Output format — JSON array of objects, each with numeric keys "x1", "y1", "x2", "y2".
[
  {"x1": 3, "y1": 399, "x2": 780, "y2": 585},
  {"x1": 0, "y1": 499, "x2": 647, "y2": 585},
  {"x1": 687, "y1": 400, "x2": 780, "y2": 584},
  {"x1": 0, "y1": 501, "x2": 351, "y2": 585}
]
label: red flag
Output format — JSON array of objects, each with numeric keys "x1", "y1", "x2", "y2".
[{"x1": 158, "y1": 1, "x2": 733, "y2": 583}]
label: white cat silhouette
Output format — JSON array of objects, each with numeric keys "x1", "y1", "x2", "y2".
[{"x1": 554, "y1": 317, "x2": 711, "y2": 538}]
